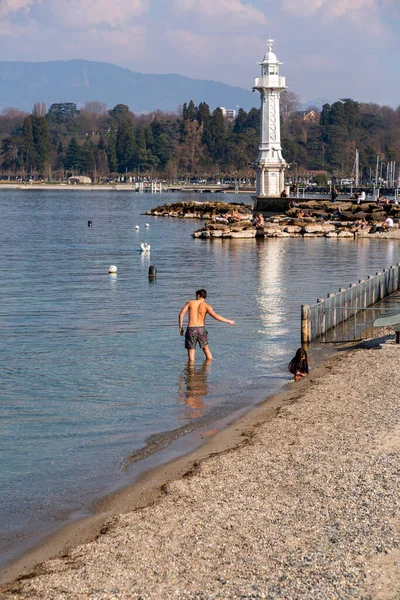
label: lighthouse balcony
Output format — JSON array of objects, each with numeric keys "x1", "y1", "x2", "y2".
[{"x1": 253, "y1": 76, "x2": 286, "y2": 89}]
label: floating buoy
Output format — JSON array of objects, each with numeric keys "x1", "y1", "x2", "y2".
[
  {"x1": 149, "y1": 265, "x2": 157, "y2": 279},
  {"x1": 135, "y1": 225, "x2": 140, "y2": 230},
  {"x1": 108, "y1": 265, "x2": 117, "y2": 274},
  {"x1": 88, "y1": 220, "x2": 93, "y2": 227},
  {"x1": 140, "y1": 242, "x2": 151, "y2": 253},
  {"x1": 145, "y1": 223, "x2": 150, "y2": 228}
]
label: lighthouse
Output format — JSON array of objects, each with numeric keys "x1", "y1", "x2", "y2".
[{"x1": 253, "y1": 40, "x2": 287, "y2": 199}]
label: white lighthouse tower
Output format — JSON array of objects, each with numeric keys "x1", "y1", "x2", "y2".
[{"x1": 253, "y1": 40, "x2": 287, "y2": 198}]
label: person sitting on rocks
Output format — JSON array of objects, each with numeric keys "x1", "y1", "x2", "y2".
[
  {"x1": 384, "y1": 216, "x2": 394, "y2": 229},
  {"x1": 369, "y1": 223, "x2": 385, "y2": 234},
  {"x1": 358, "y1": 190, "x2": 366, "y2": 202},
  {"x1": 355, "y1": 219, "x2": 367, "y2": 230},
  {"x1": 228, "y1": 208, "x2": 241, "y2": 223},
  {"x1": 330, "y1": 208, "x2": 343, "y2": 220},
  {"x1": 381, "y1": 197, "x2": 389, "y2": 205},
  {"x1": 280, "y1": 189, "x2": 288, "y2": 198}
]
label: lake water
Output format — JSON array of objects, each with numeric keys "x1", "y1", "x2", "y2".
[{"x1": 0, "y1": 190, "x2": 398, "y2": 567}]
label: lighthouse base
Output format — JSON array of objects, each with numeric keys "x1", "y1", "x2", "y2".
[
  {"x1": 256, "y1": 164, "x2": 286, "y2": 197},
  {"x1": 253, "y1": 196, "x2": 290, "y2": 214}
]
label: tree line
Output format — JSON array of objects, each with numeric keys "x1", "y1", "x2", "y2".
[{"x1": 0, "y1": 95, "x2": 399, "y2": 182}]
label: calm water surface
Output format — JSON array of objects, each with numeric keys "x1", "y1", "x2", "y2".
[{"x1": 0, "y1": 190, "x2": 398, "y2": 566}]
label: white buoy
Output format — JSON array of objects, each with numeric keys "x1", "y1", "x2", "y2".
[
  {"x1": 135, "y1": 225, "x2": 140, "y2": 230},
  {"x1": 145, "y1": 223, "x2": 150, "y2": 228},
  {"x1": 108, "y1": 265, "x2": 117, "y2": 274}
]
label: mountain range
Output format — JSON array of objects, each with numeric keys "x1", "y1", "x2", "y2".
[{"x1": 0, "y1": 59, "x2": 259, "y2": 114}]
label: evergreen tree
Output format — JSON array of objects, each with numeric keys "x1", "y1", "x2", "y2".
[
  {"x1": 22, "y1": 117, "x2": 36, "y2": 171},
  {"x1": 109, "y1": 104, "x2": 131, "y2": 126},
  {"x1": 64, "y1": 137, "x2": 83, "y2": 172},
  {"x1": 116, "y1": 120, "x2": 136, "y2": 172},
  {"x1": 31, "y1": 116, "x2": 50, "y2": 171},
  {"x1": 106, "y1": 130, "x2": 118, "y2": 173},
  {"x1": 47, "y1": 103, "x2": 79, "y2": 123},
  {"x1": 210, "y1": 108, "x2": 226, "y2": 161},
  {"x1": 182, "y1": 100, "x2": 196, "y2": 122},
  {"x1": 233, "y1": 109, "x2": 248, "y2": 134},
  {"x1": 82, "y1": 140, "x2": 97, "y2": 174},
  {"x1": 197, "y1": 102, "x2": 212, "y2": 154}
]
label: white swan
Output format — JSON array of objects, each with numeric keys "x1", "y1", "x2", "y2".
[
  {"x1": 140, "y1": 243, "x2": 151, "y2": 253},
  {"x1": 108, "y1": 265, "x2": 117, "y2": 273}
]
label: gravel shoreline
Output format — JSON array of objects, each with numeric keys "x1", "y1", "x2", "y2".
[{"x1": 2, "y1": 341, "x2": 399, "y2": 599}]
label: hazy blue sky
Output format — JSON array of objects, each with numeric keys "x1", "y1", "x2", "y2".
[{"x1": 1, "y1": 0, "x2": 399, "y2": 106}]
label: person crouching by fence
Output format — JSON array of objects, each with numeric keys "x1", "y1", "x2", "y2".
[{"x1": 288, "y1": 348, "x2": 309, "y2": 382}]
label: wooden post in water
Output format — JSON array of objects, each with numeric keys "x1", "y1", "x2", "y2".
[{"x1": 301, "y1": 304, "x2": 311, "y2": 344}]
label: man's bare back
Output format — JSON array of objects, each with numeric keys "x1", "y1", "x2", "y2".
[
  {"x1": 186, "y1": 299, "x2": 211, "y2": 327},
  {"x1": 179, "y1": 289, "x2": 235, "y2": 361}
]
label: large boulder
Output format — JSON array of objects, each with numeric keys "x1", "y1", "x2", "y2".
[
  {"x1": 283, "y1": 225, "x2": 303, "y2": 233},
  {"x1": 303, "y1": 223, "x2": 336, "y2": 233},
  {"x1": 264, "y1": 227, "x2": 283, "y2": 236},
  {"x1": 230, "y1": 220, "x2": 252, "y2": 231},
  {"x1": 224, "y1": 230, "x2": 257, "y2": 238},
  {"x1": 337, "y1": 230, "x2": 354, "y2": 238},
  {"x1": 207, "y1": 224, "x2": 230, "y2": 231},
  {"x1": 368, "y1": 211, "x2": 387, "y2": 222},
  {"x1": 265, "y1": 230, "x2": 290, "y2": 238},
  {"x1": 340, "y1": 211, "x2": 359, "y2": 221}
]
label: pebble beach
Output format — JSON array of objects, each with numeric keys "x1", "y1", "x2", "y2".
[{"x1": 1, "y1": 340, "x2": 399, "y2": 599}]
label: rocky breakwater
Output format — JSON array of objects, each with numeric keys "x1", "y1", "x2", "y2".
[
  {"x1": 192, "y1": 199, "x2": 400, "y2": 240},
  {"x1": 143, "y1": 200, "x2": 253, "y2": 220}
]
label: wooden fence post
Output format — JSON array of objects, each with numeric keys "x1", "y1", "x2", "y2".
[{"x1": 301, "y1": 304, "x2": 311, "y2": 344}]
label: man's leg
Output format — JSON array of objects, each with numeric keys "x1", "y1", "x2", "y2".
[
  {"x1": 202, "y1": 345, "x2": 213, "y2": 360},
  {"x1": 187, "y1": 348, "x2": 196, "y2": 362}
]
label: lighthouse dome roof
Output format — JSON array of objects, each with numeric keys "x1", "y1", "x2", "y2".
[
  {"x1": 263, "y1": 50, "x2": 277, "y2": 63},
  {"x1": 262, "y1": 39, "x2": 279, "y2": 64}
]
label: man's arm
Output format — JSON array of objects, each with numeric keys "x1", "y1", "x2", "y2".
[
  {"x1": 179, "y1": 302, "x2": 190, "y2": 335},
  {"x1": 206, "y1": 305, "x2": 235, "y2": 326}
]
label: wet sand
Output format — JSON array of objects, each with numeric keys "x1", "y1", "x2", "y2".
[{"x1": 1, "y1": 340, "x2": 399, "y2": 598}]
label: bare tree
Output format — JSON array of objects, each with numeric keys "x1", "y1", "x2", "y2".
[
  {"x1": 32, "y1": 102, "x2": 46, "y2": 117},
  {"x1": 83, "y1": 101, "x2": 107, "y2": 115},
  {"x1": 178, "y1": 120, "x2": 204, "y2": 175},
  {"x1": 280, "y1": 90, "x2": 300, "y2": 121},
  {"x1": 0, "y1": 107, "x2": 28, "y2": 134}
]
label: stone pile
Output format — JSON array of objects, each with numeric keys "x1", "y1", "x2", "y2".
[
  {"x1": 192, "y1": 200, "x2": 400, "y2": 240},
  {"x1": 143, "y1": 200, "x2": 253, "y2": 220},
  {"x1": 143, "y1": 199, "x2": 400, "y2": 240}
]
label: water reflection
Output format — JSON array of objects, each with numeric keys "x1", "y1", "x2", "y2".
[
  {"x1": 256, "y1": 240, "x2": 288, "y2": 334},
  {"x1": 177, "y1": 360, "x2": 211, "y2": 419},
  {"x1": 108, "y1": 273, "x2": 118, "y2": 294}
]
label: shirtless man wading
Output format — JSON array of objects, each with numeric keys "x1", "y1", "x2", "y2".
[{"x1": 179, "y1": 289, "x2": 236, "y2": 361}]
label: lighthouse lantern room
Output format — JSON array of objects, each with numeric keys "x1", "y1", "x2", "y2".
[{"x1": 253, "y1": 40, "x2": 287, "y2": 198}]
